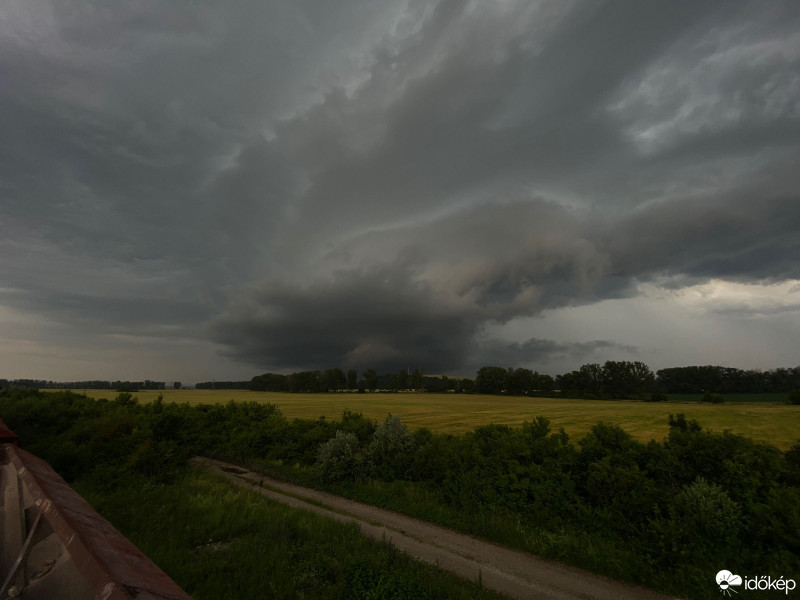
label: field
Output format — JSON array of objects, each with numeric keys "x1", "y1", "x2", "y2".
[{"x1": 69, "y1": 388, "x2": 800, "y2": 451}]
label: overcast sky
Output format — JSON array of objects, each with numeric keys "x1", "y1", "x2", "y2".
[{"x1": 2, "y1": 0, "x2": 799, "y2": 383}]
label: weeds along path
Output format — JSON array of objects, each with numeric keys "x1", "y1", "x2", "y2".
[{"x1": 190, "y1": 457, "x2": 680, "y2": 600}]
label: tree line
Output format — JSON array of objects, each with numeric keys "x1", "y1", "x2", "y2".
[
  {"x1": 246, "y1": 362, "x2": 800, "y2": 399},
  {"x1": 654, "y1": 365, "x2": 800, "y2": 394},
  {"x1": 249, "y1": 368, "x2": 478, "y2": 393},
  {"x1": 4, "y1": 362, "x2": 799, "y2": 399},
  {"x1": 0, "y1": 379, "x2": 168, "y2": 391}
]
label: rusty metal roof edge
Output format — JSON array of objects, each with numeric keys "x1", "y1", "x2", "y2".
[
  {"x1": 5, "y1": 444, "x2": 194, "y2": 600},
  {"x1": 0, "y1": 417, "x2": 19, "y2": 445}
]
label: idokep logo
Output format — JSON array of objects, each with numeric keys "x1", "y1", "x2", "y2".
[
  {"x1": 716, "y1": 571, "x2": 742, "y2": 596},
  {"x1": 716, "y1": 570, "x2": 797, "y2": 595}
]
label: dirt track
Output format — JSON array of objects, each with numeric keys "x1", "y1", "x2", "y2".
[{"x1": 190, "y1": 457, "x2": 681, "y2": 600}]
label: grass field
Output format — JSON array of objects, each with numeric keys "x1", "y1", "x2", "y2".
[
  {"x1": 668, "y1": 392, "x2": 789, "y2": 403},
  {"x1": 68, "y1": 388, "x2": 800, "y2": 451}
]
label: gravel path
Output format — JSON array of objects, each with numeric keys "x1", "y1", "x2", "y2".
[{"x1": 190, "y1": 457, "x2": 681, "y2": 600}]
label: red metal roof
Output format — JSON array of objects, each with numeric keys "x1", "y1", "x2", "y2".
[
  {"x1": 1, "y1": 426, "x2": 194, "y2": 600},
  {"x1": 0, "y1": 418, "x2": 19, "y2": 444}
]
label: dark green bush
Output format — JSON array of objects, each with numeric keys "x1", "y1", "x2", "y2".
[
  {"x1": 316, "y1": 430, "x2": 364, "y2": 481},
  {"x1": 667, "y1": 478, "x2": 741, "y2": 551},
  {"x1": 702, "y1": 392, "x2": 725, "y2": 404}
]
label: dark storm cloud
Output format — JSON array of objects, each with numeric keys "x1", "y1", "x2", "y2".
[
  {"x1": 200, "y1": 0, "x2": 800, "y2": 371},
  {"x1": 604, "y1": 159, "x2": 800, "y2": 283},
  {"x1": 2, "y1": 0, "x2": 799, "y2": 378},
  {"x1": 0, "y1": 0, "x2": 383, "y2": 345},
  {"x1": 211, "y1": 266, "x2": 479, "y2": 372},
  {"x1": 273, "y1": 1, "x2": 734, "y2": 250}
]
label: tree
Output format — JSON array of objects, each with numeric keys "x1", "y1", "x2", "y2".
[
  {"x1": 556, "y1": 371, "x2": 577, "y2": 395},
  {"x1": 316, "y1": 431, "x2": 363, "y2": 481},
  {"x1": 251, "y1": 373, "x2": 288, "y2": 392},
  {"x1": 346, "y1": 369, "x2": 358, "y2": 391},
  {"x1": 173, "y1": 381, "x2": 182, "y2": 390},
  {"x1": 412, "y1": 368, "x2": 424, "y2": 391},
  {"x1": 363, "y1": 368, "x2": 378, "y2": 392},
  {"x1": 628, "y1": 361, "x2": 655, "y2": 398},
  {"x1": 602, "y1": 361, "x2": 654, "y2": 399},
  {"x1": 288, "y1": 371, "x2": 321, "y2": 393},
  {"x1": 664, "y1": 478, "x2": 741, "y2": 553},
  {"x1": 506, "y1": 368, "x2": 537, "y2": 395},
  {"x1": 538, "y1": 374, "x2": 554, "y2": 392},
  {"x1": 579, "y1": 363, "x2": 604, "y2": 398},
  {"x1": 397, "y1": 369, "x2": 409, "y2": 391},
  {"x1": 322, "y1": 368, "x2": 346, "y2": 391},
  {"x1": 366, "y1": 415, "x2": 416, "y2": 479},
  {"x1": 475, "y1": 366, "x2": 507, "y2": 394}
]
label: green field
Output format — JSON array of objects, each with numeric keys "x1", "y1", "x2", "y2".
[
  {"x1": 68, "y1": 388, "x2": 800, "y2": 451},
  {"x1": 668, "y1": 392, "x2": 790, "y2": 403}
]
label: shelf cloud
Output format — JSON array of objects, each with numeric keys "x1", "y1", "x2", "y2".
[{"x1": 2, "y1": 0, "x2": 799, "y2": 380}]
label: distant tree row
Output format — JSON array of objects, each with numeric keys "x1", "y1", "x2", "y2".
[
  {"x1": 248, "y1": 368, "x2": 477, "y2": 393},
  {"x1": 5, "y1": 362, "x2": 798, "y2": 399},
  {"x1": 250, "y1": 370, "x2": 355, "y2": 393},
  {"x1": 195, "y1": 381, "x2": 251, "y2": 390},
  {"x1": 475, "y1": 366, "x2": 554, "y2": 395},
  {"x1": 246, "y1": 361, "x2": 800, "y2": 400},
  {"x1": 557, "y1": 361, "x2": 655, "y2": 399},
  {"x1": 654, "y1": 365, "x2": 800, "y2": 394},
  {"x1": 0, "y1": 379, "x2": 167, "y2": 391}
]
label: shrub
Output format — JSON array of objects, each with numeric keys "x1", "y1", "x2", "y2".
[
  {"x1": 784, "y1": 442, "x2": 800, "y2": 487},
  {"x1": 316, "y1": 431, "x2": 363, "y2": 482},
  {"x1": 127, "y1": 439, "x2": 185, "y2": 481},
  {"x1": 701, "y1": 392, "x2": 725, "y2": 404},
  {"x1": 113, "y1": 391, "x2": 138, "y2": 406},
  {"x1": 366, "y1": 415, "x2": 416, "y2": 480},
  {"x1": 662, "y1": 477, "x2": 741, "y2": 553},
  {"x1": 646, "y1": 393, "x2": 668, "y2": 403},
  {"x1": 789, "y1": 390, "x2": 800, "y2": 405},
  {"x1": 668, "y1": 413, "x2": 701, "y2": 432}
]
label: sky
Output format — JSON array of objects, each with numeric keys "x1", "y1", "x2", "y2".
[{"x1": 1, "y1": 0, "x2": 799, "y2": 383}]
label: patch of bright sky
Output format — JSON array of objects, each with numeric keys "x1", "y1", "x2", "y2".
[
  {"x1": 489, "y1": 279, "x2": 800, "y2": 373},
  {"x1": 668, "y1": 279, "x2": 800, "y2": 317}
]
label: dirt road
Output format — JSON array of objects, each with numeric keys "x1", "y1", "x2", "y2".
[{"x1": 190, "y1": 457, "x2": 681, "y2": 600}]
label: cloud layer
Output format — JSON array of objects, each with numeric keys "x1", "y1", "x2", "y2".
[{"x1": 2, "y1": 0, "x2": 799, "y2": 379}]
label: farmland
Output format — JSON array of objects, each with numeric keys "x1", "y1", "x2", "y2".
[{"x1": 68, "y1": 388, "x2": 800, "y2": 451}]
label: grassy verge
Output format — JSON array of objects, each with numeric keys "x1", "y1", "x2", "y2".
[
  {"x1": 75, "y1": 467, "x2": 506, "y2": 600},
  {"x1": 247, "y1": 459, "x2": 800, "y2": 600},
  {"x1": 248, "y1": 460, "x2": 667, "y2": 594}
]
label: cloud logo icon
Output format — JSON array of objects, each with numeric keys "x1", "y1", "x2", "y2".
[{"x1": 716, "y1": 570, "x2": 742, "y2": 595}]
